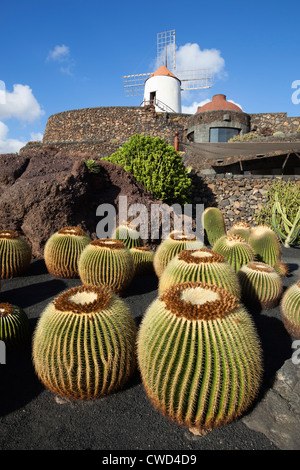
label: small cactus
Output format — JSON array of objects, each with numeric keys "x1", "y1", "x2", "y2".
[
  {"x1": 0, "y1": 303, "x2": 30, "y2": 351},
  {"x1": 44, "y1": 226, "x2": 92, "y2": 278},
  {"x1": 153, "y1": 231, "x2": 203, "y2": 278},
  {"x1": 280, "y1": 281, "x2": 300, "y2": 338},
  {"x1": 130, "y1": 246, "x2": 154, "y2": 275},
  {"x1": 0, "y1": 230, "x2": 32, "y2": 279},
  {"x1": 228, "y1": 222, "x2": 251, "y2": 242},
  {"x1": 202, "y1": 207, "x2": 227, "y2": 246},
  {"x1": 32, "y1": 285, "x2": 137, "y2": 399},
  {"x1": 238, "y1": 262, "x2": 283, "y2": 309},
  {"x1": 137, "y1": 281, "x2": 263, "y2": 435},
  {"x1": 248, "y1": 225, "x2": 281, "y2": 267},
  {"x1": 78, "y1": 239, "x2": 134, "y2": 295},
  {"x1": 212, "y1": 234, "x2": 255, "y2": 272},
  {"x1": 112, "y1": 221, "x2": 143, "y2": 249},
  {"x1": 158, "y1": 248, "x2": 241, "y2": 298}
]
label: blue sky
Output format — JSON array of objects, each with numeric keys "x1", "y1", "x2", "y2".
[{"x1": 0, "y1": 0, "x2": 300, "y2": 153}]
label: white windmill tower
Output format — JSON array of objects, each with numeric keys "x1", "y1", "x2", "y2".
[{"x1": 123, "y1": 30, "x2": 213, "y2": 113}]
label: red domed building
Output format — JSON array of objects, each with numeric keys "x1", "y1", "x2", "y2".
[{"x1": 186, "y1": 94, "x2": 250, "y2": 143}]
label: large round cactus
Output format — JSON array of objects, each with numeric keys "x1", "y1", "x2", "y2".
[
  {"x1": 32, "y1": 285, "x2": 137, "y2": 399},
  {"x1": 0, "y1": 303, "x2": 30, "y2": 351},
  {"x1": 202, "y1": 207, "x2": 227, "y2": 246},
  {"x1": 228, "y1": 222, "x2": 251, "y2": 242},
  {"x1": 78, "y1": 239, "x2": 134, "y2": 295},
  {"x1": 0, "y1": 230, "x2": 32, "y2": 279},
  {"x1": 153, "y1": 231, "x2": 204, "y2": 278},
  {"x1": 280, "y1": 281, "x2": 300, "y2": 338},
  {"x1": 158, "y1": 248, "x2": 241, "y2": 298},
  {"x1": 248, "y1": 225, "x2": 281, "y2": 267},
  {"x1": 137, "y1": 281, "x2": 263, "y2": 435},
  {"x1": 44, "y1": 226, "x2": 92, "y2": 278},
  {"x1": 112, "y1": 221, "x2": 143, "y2": 249},
  {"x1": 212, "y1": 234, "x2": 256, "y2": 272},
  {"x1": 130, "y1": 246, "x2": 154, "y2": 275},
  {"x1": 238, "y1": 262, "x2": 283, "y2": 309}
]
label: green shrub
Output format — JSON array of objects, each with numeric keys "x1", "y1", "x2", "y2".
[
  {"x1": 83, "y1": 159, "x2": 101, "y2": 174},
  {"x1": 103, "y1": 134, "x2": 192, "y2": 205},
  {"x1": 255, "y1": 179, "x2": 300, "y2": 245}
]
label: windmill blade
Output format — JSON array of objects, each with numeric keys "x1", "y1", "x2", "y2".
[
  {"x1": 157, "y1": 29, "x2": 176, "y2": 70},
  {"x1": 177, "y1": 69, "x2": 214, "y2": 90},
  {"x1": 123, "y1": 73, "x2": 152, "y2": 96}
]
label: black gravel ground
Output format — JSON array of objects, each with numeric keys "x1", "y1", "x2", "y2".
[{"x1": 0, "y1": 246, "x2": 299, "y2": 453}]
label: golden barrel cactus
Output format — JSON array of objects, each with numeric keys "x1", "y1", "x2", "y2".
[
  {"x1": 32, "y1": 285, "x2": 137, "y2": 400},
  {"x1": 0, "y1": 230, "x2": 32, "y2": 279},
  {"x1": 137, "y1": 281, "x2": 263, "y2": 435}
]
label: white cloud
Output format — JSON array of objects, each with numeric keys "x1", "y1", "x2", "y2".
[
  {"x1": 176, "y1": 43, "x2": 225, "y2": 76},
  {"x1": 0, "y1": 84, "x2": 44, "y2": 122},
  {"x1": 0, "y1": 121, "x2": 26, "y2": 154},
  {"x1": 30, "y1": 132, "x2": 43, "y2": 141},
  {"x1": 47, "y1": 44, "x2": 75, "y2": 75},
  {"x1": 47, "y1": 44, "x2": 70, "y2": 62},
  {"x1": 182, "y1": 99, "x2": 210, "y2": 114}
]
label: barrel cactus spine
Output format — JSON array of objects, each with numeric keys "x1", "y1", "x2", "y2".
[
  {"x1": 44, "y1": 226, "x2": 92, "y2": 278},
  {"x1": 158, "y1": 248, "x2": 241, "y2": 299},
  {"x1": 0, "y1": 303, "x2": 30, "y2": 351},
  {"x1": 78, "y1": 239, "x2": 134, "y2": 295},
  {"x1": 0, "y1": 230, "x2": 32, "y2": 279},
  {"x1": 248, "y1": 225, "x2": 281, "y2": 267},
  {"x1": 129, "y1": 246, "x2": 154, "y2": 275},
  {"x1": 202, "y1": 207, "x2": 227, "y2": 246},
  {"x1": 112, "y1": 221, "x2": 143, "y2": 249},
  {"x1": 153, "y1": 231, "x2": 204, "y2": 278},
  {"x1": 238, "y1": 262, "x2": 283, "y2": 309},
  {"x1": 273, "y1": 261, "x2": 289, "y2": 277},
  {"x1": 212, "y1": 234, "x2": 256, "y2": 272},
  {"x1": 280, "y1": 281, "x2": 300, "y2": 338},
  {"x1": 32, "y1": 285, "x2": 137, "y2": 400},
  {"x1": 228, "y1": 222, "x2": 251, "y2": 242},
  {"x1": 137, "y1": 281, "x2": 263, "y2": 435}
]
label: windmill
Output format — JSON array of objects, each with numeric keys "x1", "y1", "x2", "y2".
[{"x1": 123, "y1": 30, "x2": 213, "y2": 113}]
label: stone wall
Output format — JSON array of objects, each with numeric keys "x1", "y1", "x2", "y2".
[
  {"x1": 40, "y1": 105, "x2": 189, "y2": 156},
  {"x1": 190, "y1": 173, "x2": 300, "y2": 227},
  {"x1": 249, "y1": 112, "x2": 300, "y2": 135}
]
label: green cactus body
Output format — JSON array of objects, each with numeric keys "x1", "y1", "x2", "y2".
[
  {"x1": 32, "y1": 285, "x2": 137, "y2": 399},
  {"x1": 112, "y1": 222, "x2": 143, "y2": 249},
  {"x1": 0, "y1": 303, "x2": 30, "y2": 351},
  {"x1": 280, "y1": 281, "x2": 300, "y2": 338},
  {"x1": 228, "y1": 222, "x2": 251, "y2": 242},
  {"x1": 78, "y1": 239, "x2": 134, "y2": 295},
  {"x1": 158, "y1": 248, "x2": 241, "y2": 299},
  {"x1": 153, "y1": 231, "x2": 204, "y2": 278},
  {"x1": 238, "y1": 262, "x2": 283, "y2": 309},
  {"x1": 44, "y1": 226, "x2": 92, "y2": 278},
  {"x1": 137, "y1": 281, "x2": 263, "y2": 434},
  {"x1": 0, "y1": 230, "x2": 32, "y2": 279},
  {"x1": 212, "y1": 234, "x2": 255, "y2": 272},
  {"x1": 202, "y1": 207, "x2": 227, "y2": 246},
  {"x1": 129, "y1": 246, "x2": 154, "y2": 275},
  {"x1": 248, "y1": 225, "x2": 281, "y2": 266}
]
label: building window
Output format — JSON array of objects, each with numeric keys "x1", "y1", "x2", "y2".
[{"x1": 209, "y1": 127, "x2": 240, "y2": 143}]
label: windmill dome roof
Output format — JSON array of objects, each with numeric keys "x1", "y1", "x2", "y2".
[
  {"x1": 196, "y1": 94, "x2": 243, "y2": 113},
  {"x1": 149, "y1": 65, "x2": 180, "y2": 81}
]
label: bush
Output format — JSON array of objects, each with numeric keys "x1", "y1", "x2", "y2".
[
  {"x1": 83, "y1": 159, "x2": 101, "y2": 174},
  {"x1": 103, "y1": 135, "x2": 192, "y2": 205},
  {"x1": 255, "y1": 179, "x2": 300, "y2": 245}
]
